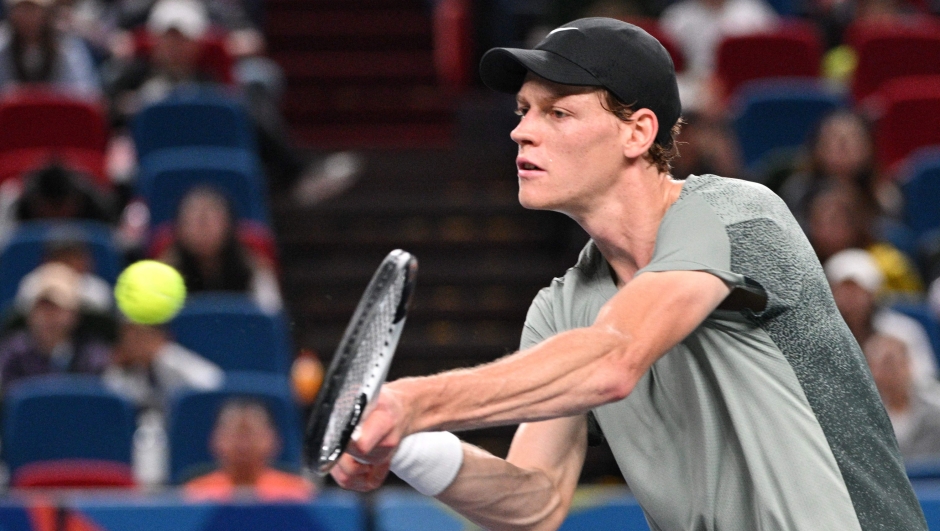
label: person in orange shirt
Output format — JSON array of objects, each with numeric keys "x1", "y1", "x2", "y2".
[{"x1": 185, "y1": 398, "x2": 315, "y2": 501}]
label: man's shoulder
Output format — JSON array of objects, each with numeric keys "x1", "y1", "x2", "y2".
[{"x1": 682, "y1": 174, "x2": 792, "y2": 227}]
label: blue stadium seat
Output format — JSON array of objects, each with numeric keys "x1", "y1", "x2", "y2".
[
  {"x1": 0, "y1": 220, "x2": 121, "y2": 310},
  {"x1": 0, "y1": 502, "x2": 36, "y2": 531},
  {"x1": 892, "y1": 302, "x2": 940, "y2": 366},
  {"x1": 374, "y1": 489, "x2": 466, "y2": 531},
  {"x1": 375, "y1": 488, "x2": 652, "y2": 531},
  {"x1": 137, "y1": 147, "x2": 270, "y2": 226},
  {"x1": 202, "y1": 498, "x2": 366, "y2": 531},
  {"x1": 560, "y1": 489, "x2": 650, "y2": 530},
  {"x1": 67, "y1": 491, "x2": 366, "y2": 531},
  {"x1": 132, "y1": 88, "x2": 258, "y2": 162},
  {"x1": 166, "y1": 371, "x2": 302, "y2": 484},
  {"x1": 169, "y1": 294, "x2": 291, "y2": 374},
  {"x1": 2, "y1": 375, "x2": 136, "y2": 476},
  {"x1": 901, "y1": 148, "x2": 940, "y2": 236},
  {"x1": 731, "y1": 80, "x2": 846, "y2": 170}
]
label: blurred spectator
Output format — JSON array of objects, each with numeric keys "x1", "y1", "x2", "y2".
[
  {"x1": 15, "y1": 237, "x2": 113, "y2": 313},
  {"x1": 14, "y1": 161, "x2": 117, "y2": 223},
  {"x1": 660, "y1": 0, "x2": 777, "y2": 110},
  {"x1": 671, "y1": 111, "x2": 742, "y2": 179},
  {"x1": 0, "y1": 262, "x2": 110, "y2": 392},
  {"x1": 0, "y1": 0, "x2": 100, "y2": 96},
  {"x1": 864, "y1": 333, "x2": 940, "y2": 460},
  {"x1": 103, "y1": 321, "x2": 222, "y2": 412},
  {"x1": 808, "y1": 185, "x2": 923, "y2": 295},
  {"x1": 778, "y1": 111, "x2": 900, "y2": 225},
  {"x1": 158, "y1": 186, "x2": 281, "y2": 312},
  {"x1": 106, "y1": 0, "x2": 218, "y2": 123},
  {"x1": 825, "y1": 248, "x2": 938, "y2": 385},
  {"x1": 185, "y1": 398, "x2": 314, "y2": 501},
  {"x1": 105, "y1": 0, "x2": 351, "y2": 200}
]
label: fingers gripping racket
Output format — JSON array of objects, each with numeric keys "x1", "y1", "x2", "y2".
[{"x1": 304, "y1": 249, "x2": 418, "y2": 475}]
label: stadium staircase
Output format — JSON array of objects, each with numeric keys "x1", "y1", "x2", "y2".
[{"x1": 265, "y1": 0, "x2": 456, "y2": 148}]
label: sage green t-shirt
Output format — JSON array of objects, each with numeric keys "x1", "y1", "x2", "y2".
[{"x1": 520, "y1": 175, "x2": 926, "y2": 531}]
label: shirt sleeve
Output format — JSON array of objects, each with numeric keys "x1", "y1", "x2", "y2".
[
  {"x1": 638, "y1": 194, "x2": 743, "y2": 283},
  {"x1": 637, "y1": 193, "x2": 768, "y2": 314},
  {"x1": 520, "y1": 287, "x2": 557, "y2": 350}
]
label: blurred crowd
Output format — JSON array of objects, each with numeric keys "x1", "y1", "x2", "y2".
[
  {"x1": 0, "y1": 0, "x2": 328, "y2": 495},
  {"x1": 0, "y1": 0, "x2": 936, "y2": 496}
]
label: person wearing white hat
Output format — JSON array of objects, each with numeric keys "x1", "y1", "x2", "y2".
[
  {"x1": 825, "y1": 248, "x2": 940, "y2": 388},
  {"x1": 0, "y1": 0, "x2": 100, "y2": 95},
  {"x1": 0, "y1": 262, "x2": 111, "y2": 392}
]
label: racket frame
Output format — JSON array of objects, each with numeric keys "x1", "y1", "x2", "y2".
[{"x1": 304, "y1": 249, "x2": 417, "y2": 475}]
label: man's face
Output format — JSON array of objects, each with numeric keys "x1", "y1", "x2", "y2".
[
  {"x1": 27, "y1": 298, "x2": 78, "y2": 352},
  {"x1": 152, "y1": 29, "x2": 200, "y2": 77},
  {"x1": 511, "y1": 76, "x2": 628, "y2": 215},
  {"x1": 865, "y1": 335, "x2": 911, "y2": 398},
  {"x1": 831, "y1": 279, "x2": 875, "y2": 331},
  {"x1": 211, "y1": 406, "x2": 279, "y2": 479}
]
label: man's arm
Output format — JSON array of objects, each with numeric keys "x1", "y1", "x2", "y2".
[
  {"x1": 333, "y1": 415, "x2": 588, "y2": 531},
  {"x1": 350, "y1": 269, "x2": 730, "y2": 461}
]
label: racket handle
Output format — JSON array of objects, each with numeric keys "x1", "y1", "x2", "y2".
[{"x1": 390, "y1": 432, "x2": 464, "y2": 496}]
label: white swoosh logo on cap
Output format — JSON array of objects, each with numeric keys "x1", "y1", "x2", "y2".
[{"x1": 548, "y1": 27, "x2": 578, "y2": 35}]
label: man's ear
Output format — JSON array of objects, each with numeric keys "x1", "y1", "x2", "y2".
[{"x1": 622, "y1": 108, "x2": 659, "y2": 160}]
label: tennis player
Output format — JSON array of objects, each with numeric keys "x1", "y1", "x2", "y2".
[{"x1": 332, "y1": 18, "x2": 927, "y2": 530}]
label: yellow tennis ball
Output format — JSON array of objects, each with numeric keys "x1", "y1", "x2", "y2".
[{"x1": 114, "y1": 260, "x2": 187, "y2": 325}]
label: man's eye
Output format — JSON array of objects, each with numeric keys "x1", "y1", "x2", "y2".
[
  {"x1": 514, "y1": 108, "x2": 528, "y2": 117},
  {"x1": 552, "y1": 110, "x2": 567, "y2": 119}
]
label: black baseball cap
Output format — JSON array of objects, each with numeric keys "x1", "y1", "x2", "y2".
[{"x1": 479, "y1": 17, "x2": 681, "y2": 147}]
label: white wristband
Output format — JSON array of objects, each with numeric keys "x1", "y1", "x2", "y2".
[{"x1": 390, "y1": 431, "x2": 463, "y2": 497}]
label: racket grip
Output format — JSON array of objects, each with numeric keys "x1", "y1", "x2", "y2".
[{"x1": 390, "y1": 432, "x2": 464, "y2": 497}]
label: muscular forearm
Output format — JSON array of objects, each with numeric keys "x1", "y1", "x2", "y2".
[
  {"x1": 394, "y1": 326, "x2": 639, "y2": 434},
  {"x1": 437, "y1": 444, "x2": 567, "y2": 531}
]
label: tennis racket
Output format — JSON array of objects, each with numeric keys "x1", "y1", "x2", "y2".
[{"x1": 304, "y1": 249, "x2": 418, "y2": 475}]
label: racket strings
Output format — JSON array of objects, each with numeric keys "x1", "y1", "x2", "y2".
[{"x1": 321, "y1": 266, "x2": 406, "y2": 455}]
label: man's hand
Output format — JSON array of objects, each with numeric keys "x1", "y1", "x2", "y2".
[
  {"x1": 330, "y1": 453, "x2": 391, "y2": 492},
  {"x1": 330, "y1": 381, "x2": 421, "y2": 492},
  {"x1": 344, "y1": 382, "x2": 415, "y2": 464}
]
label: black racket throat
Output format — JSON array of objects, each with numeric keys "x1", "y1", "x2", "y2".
[{"x1": 304, "y1": 250, "x2": 417, "y2": 476}]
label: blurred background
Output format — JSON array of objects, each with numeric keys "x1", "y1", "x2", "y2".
[{"x1": 0, "y1": 0, "x2": 939, "y2": 528}]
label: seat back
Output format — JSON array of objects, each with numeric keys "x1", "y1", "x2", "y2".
[
  {"x1": 873, "y1": 76, "x2": 940, "y2": 170},
  {"x1": 2, "y1": 375, "x2": 136, "y2": 475},
  {"x1": 12, "y1": 459, "x2": 135, "y2": 488},
  {"x1": 166, "y1": 372, "x2": 301, "y2": 484},
  {"x1": 0, "y1": 89, "x2": 108, "y2": 184},
  {"x1": 137, "y1": 147, "x2": 269, "y2": 226},
  {"x1": 848, "y1": 19, "x2": 940, "y2": 102},
  {"x1": 715, "y1": 23, "x2": 822, "y2": 100},
  {"x1": 169, "y1": 294, "x2": 291, "y2": 374},
  {"x1": 0, "y1": 220, "x2": 122, "y2": 310},
  {"x1": 901, "y1": 148, "x2": 940, "y2": 235},
  {"x1": 731, "y1": 80, "x2": 845, "y2": 168},
  {"x1": 132, "y1": 90, "x2": 257, "y2": 162}
]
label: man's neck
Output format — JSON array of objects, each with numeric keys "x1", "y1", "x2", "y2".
[{"x1": 573, "y1": 167, "x2": 684, "y2": 286}]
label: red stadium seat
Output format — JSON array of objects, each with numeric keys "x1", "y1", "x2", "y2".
[
  {"x1": 621, "y1": 17, "x2": 685, "y2": 72},
  {"x1": 715, "y1": 21, "x2": 822, "y2": 101},
  {"x1": 847, "y1": 18, "x2": 940, "y2": 103},
  {"x1": 12, "y1": 459, "x2": 135, "y2": 488},
  {"x1": 872, "y1": 75, "x2": 940, "y2": 171},
  {"x1": 0, "y1": 88, "x2": 109, "y2": 185}
]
